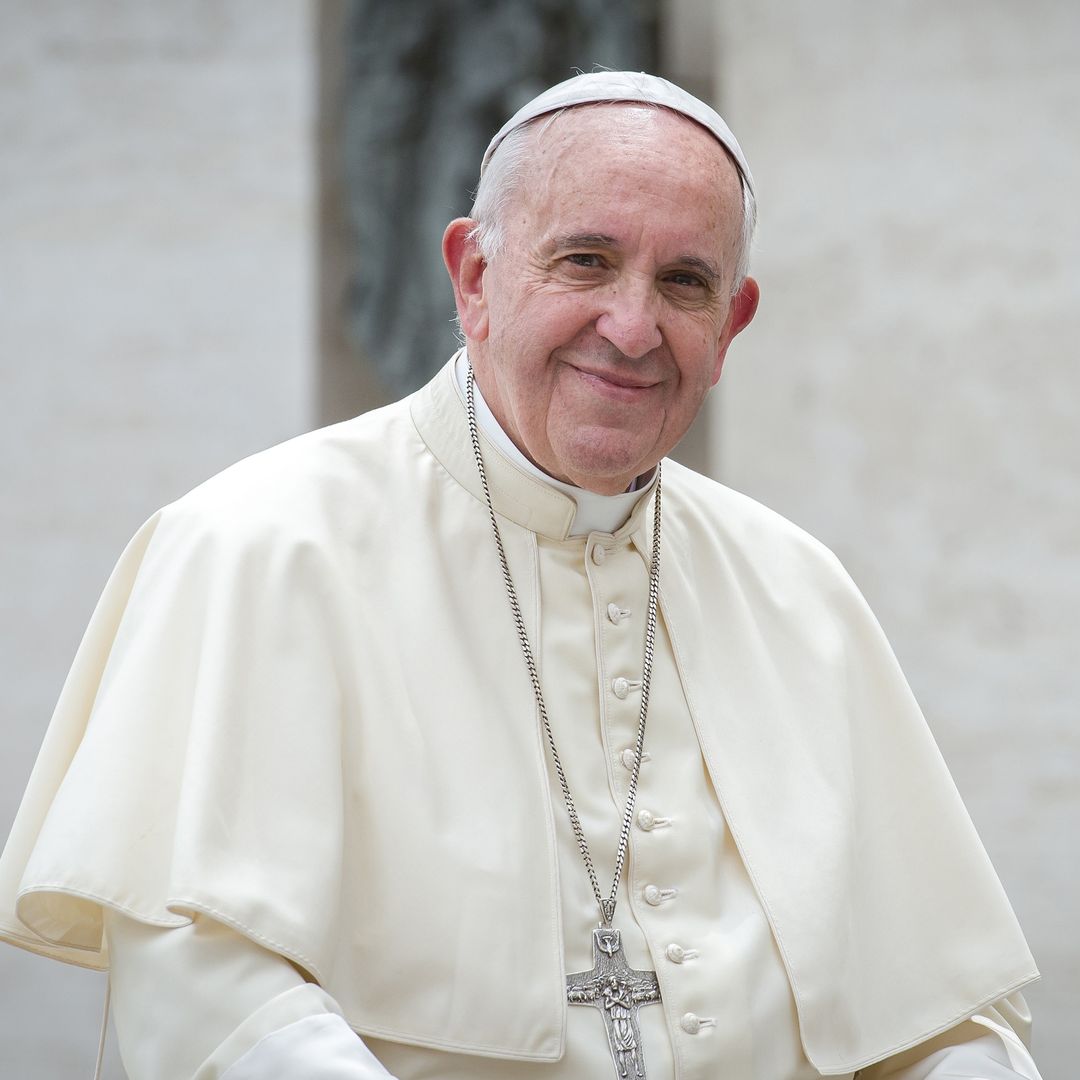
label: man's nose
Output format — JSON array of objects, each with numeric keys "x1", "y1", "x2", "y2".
[{"x1": 594, "y1": 282, "x2": 663, "y2": 359}]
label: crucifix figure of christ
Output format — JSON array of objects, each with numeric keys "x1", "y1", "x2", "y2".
[{"x1": 566, "y1": 927, "x2": 663, "y2": 1080}]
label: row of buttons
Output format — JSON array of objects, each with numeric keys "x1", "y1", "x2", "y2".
[
  {"x1": 598, "y1": 542, "x2": 714, "y2": 1040},
  {"x1": 625, "y1": 753, "x2": 715, "y2": 1036}
]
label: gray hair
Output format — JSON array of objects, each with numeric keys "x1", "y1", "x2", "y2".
[{"x1": 467, "y1": 111, "x2": 757, "y2": 296}]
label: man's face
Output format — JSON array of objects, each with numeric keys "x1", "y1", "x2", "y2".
[{"x1": 447, "y1": 105, "x2": 758, "y2": 495}]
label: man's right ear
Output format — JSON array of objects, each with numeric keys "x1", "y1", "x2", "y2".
[{"x1": 442, "y1": 218, "x2": 489, "y2": 342}]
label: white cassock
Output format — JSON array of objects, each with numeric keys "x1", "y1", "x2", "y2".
[{"x1": 0, "y1": 353, "x2": 1040, "y2": 1079}]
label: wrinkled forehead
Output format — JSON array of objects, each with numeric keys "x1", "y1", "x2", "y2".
[
  {"x1": 502, "y1": 106, "x2": 746, "y2": 272},
  {"x1": 482, "y1": 70, "x2": 754, "y2": 199}
]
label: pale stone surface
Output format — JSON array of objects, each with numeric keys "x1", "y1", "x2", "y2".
[
  {"x1": 0, "y1": 3, "x2": 316, "y2": 1074},
  {"x1": 713, "y1": 3, "x2": 1079, "y2": 1075}
]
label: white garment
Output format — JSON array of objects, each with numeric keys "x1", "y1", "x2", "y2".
[
  {"x1": 223, "y1": 1016, "x2": 388, "y2": 1080},
  {"x1": 0, "y1": 355, "x2": 1037, "y2": 1075},
  {"x1": 98, "y1": 359, "x2": 1040, "y2": 1078},
  {"x1": 103, "y1": 911, "x2": 1039, "y2": 1079},
  {"x1": 104, "y1": 912, "x2": 353, "y2": 1078},
  {"x1": 104, "y1": 911, "x2": 390, "y2": 1078}
]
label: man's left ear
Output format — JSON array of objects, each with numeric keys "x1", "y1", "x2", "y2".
[
  {"x1": 442, "y1": 218, "x2": 490, "y2": 342},
  {"x1": 711, "y1": 276, "x2": 760, "y2": 384}
]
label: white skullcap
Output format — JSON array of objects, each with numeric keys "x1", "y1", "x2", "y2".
[{"x1": 481, "y1": 70, "x2": 754, "y2": 197}]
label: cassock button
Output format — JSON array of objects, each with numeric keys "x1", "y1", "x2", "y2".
[
  {"x1": 643, "y1": 884, "x2": 677, "y2": 906},
  {"x1": 637, "y1": 809, "x2": 670, "y2": 831},
  {"x1": 612, "y1": 677, "x2": 630, "y2": 699},
  {"x1": 666, "y1": 943, "x2": 699, "y2": 963},
  {"x1": 680, "y1": 1013, "x2": 715, "y2": 1035},
  {"x1": 620, "y1": 748, "x2": 650, "y2": 770},
  {"x1": 591, "y1": 543, "x2": 607, "y2": 565}
]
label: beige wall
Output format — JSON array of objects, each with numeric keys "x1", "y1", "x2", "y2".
[
  {"x1": 0, "y1": 4, "x2": 316, "y2": 1075},
  {"x1": 713, "y1": 4, "x2": 1080, "y2": 1076}
]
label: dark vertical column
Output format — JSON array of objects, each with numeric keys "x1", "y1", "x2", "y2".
[
  {"x1": 337, "y1": 0, "x2": 659, "y2": 403},
  {"x1": 316, "y1": 0, "x2": 394, "y2": 425}
]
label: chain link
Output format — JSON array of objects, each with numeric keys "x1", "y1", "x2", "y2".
[{"x1": 467, "y1": 365, "x2": 662, "y2": 927}]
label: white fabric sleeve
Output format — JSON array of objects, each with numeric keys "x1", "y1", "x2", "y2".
[
  {"x1": 856, "y1": 993, "x2": 1041, "y2": 1079},
  {"x1": 103, "y1": 909, "x2": 395, "y2": 1080},
  {"x1": 220, "y1": 1013, "x2": 394, "y2": 1079}
]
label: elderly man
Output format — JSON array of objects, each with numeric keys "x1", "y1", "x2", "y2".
[{"x1": 0, "y1": 72, "x2": 1040, "y2": 1079}]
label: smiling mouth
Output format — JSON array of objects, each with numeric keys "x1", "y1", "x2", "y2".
[{"x1": 573, "y1": 367, "x2": 658, "y2": 392}]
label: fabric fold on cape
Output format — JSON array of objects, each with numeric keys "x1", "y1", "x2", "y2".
[
  {"x1": 2, "y1": 487, "x2": 350, "y2": 977},
  {"x1": 648, "y1": 470, "x2": 1038, "y2": 1071}
]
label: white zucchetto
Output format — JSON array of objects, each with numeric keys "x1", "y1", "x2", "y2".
[{"x1": 481, "y1": 70, "x2": 754, "y2": 196}]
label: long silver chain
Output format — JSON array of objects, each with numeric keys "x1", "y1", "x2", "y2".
[{"x1": 466, "y1": 365, "x2": 662, "y2": 927}]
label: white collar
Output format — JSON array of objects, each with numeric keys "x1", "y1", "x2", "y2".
[{"x1": 453, "y1": 351, "x2": 646, "y2": 537}]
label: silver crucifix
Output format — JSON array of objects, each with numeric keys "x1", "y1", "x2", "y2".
[{"x1": 566, "y1": 927, "x2": 662, "y2": 1079}]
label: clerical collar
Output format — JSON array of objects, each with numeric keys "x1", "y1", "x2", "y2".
[{"x1": 454, "y1": 351, "x2": 648, "y2": 537}]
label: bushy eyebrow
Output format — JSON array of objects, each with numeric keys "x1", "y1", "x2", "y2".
[
  {"x1": 549, "y1": 233, "x2": 722, "y2": 287},
  {"x1": 550, "y1": 232, "x2": 620, "y2": 251}
]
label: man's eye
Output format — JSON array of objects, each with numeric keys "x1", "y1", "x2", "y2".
[
  {"x1": 565, "y1": 253, "x2": 603, "y2": 268},
  {"x1": 667, "y1": 271, "x2": 707, "y2": 289}
]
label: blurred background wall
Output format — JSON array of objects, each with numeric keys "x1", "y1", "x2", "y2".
[
  {"x1": 0, "y1": 4, "x2": 317, "y2": 1075},
  {"x1": 1, "y1": 2, "x2": 1075, "y2": 1076},
  {"x1": 714, "y1": 6, "x2": 1079, "y2": 1074}
]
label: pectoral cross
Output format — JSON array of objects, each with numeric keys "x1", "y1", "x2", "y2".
[{"x1": 566, "y1": 927, "x2": 662, "y2": 1080}]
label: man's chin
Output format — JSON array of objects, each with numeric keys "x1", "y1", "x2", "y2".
[{"x1": 554, "y1": 443, "x2": 657, "y2": 495}]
